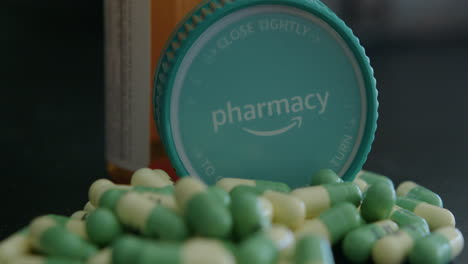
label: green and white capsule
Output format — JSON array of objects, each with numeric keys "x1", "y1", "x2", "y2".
[
  {"x1": 291, "y1": 182, "x2": 362, "y2": 219},
  {"x1": 372, "y1": 224, "x2": 429, "y2": 264},
  {"x1": 360, "y1": 181, "x2": 396, "y2": 222},
  {"x1": 115, "y1": 192, "x2": 187, "y2": 240},
  {"x1": 0, "y1": 228, "x2": 30, "y2": 263},
  {"x1": 86, "y1": 208, "x2": 123, "y2": 246},
  {"x1": 295, "y1": 203, "x2": 361, "y2": 245},
  {"x1": 175, "y1": 177, "x2": 232, "y2": 238},
  {"x1": 310, "y1": 169, "x2": 343, "y2": 186},
  {"x1": 353, "y1": 170, "x2": 393, "y2": 193},
  {"x1": 397, "y1": 181, "x2": 443, "y2": 207},
  {"x1": 237, "y1": 232, "x2": 279, "y2": 264},
  {"x1": 342, "y1": 220, "x2": 399, "y2": 263},
  {"x1": 29, "y1": 216, "x2": 97, "y2": 260},
  {"x1": 230, "y1": 186, "x2": 272, "y2": 239},
  {"x1": 388, "y1": 206, "x2": 429, "y2": 234},
  {"x1": 216, "y1": 178, "x2": 291, "y2": 193},
  {"x1": 8, "y1": 256, "x2": 84, "y2": 264},
  {"x1": 409, "y1": 227, "x2": 464, "y2": 264},
  {"x1": 294, "y1": 235, "x2": 335, "y2": 264},
  {"x1": 396, "y1": 197, "x2": 455, "y2": 231},
  {"x1": 87, "y1": 248, "x2": 112, "y2": 264},
  {"x1": 137, "y1": 238, "x2": 236, "y2": 264},
  {"x1": 37, "y1": 215, "x2": 88, "y2": 241},
  {"x1": 88, "y1": 179, "x2": 131, "y2": 207},
  {"x1": 130, "y1": 168, "x2": 173, "y2": 188}
]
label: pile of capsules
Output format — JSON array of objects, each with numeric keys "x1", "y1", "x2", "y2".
[{"x1": 0, "y1": 168, "x2": 464, "y2": 264}]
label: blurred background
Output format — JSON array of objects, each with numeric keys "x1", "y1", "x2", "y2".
[{"x1": 1, "y1": 0, "x2": 468, "y2": 262}]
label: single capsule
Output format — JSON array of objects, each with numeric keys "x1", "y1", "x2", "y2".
[
  {"x1": 360, "y1": 181, "x2": 396, "y2": 222},
  {"x1": 39, "y1": 215, "x2": 88, "y2": 241},
  {"x1": 230, "y1": 186, "x2": 272, "y2": 239},
  {"x1": 216, "y1": 178, "x2": 290, "y2": 193},
  {"x1": 388, "y1": 206, "x2": 430, "y2": 234},
  {"x1": 86, "y1": 208, "x2": 123, "y2": 246},
  {"x1": 29, "y1": 216, "x2": 97, "y2": 260},
  {"x1": 115, "y1": 192, "x2": 187, "y2": 240},
  {"x1": 237, "y1": 232, "x2": 279, "y2": 264},
  {"x1": 266, "y1": 225, "x2": 296, "y2": 260},
  {"x1": 291, "y1": 182, "x2": 362, "y2": 219},
  {"x1": 353, "y1": 170, "x2": 393, "y2": 193},
  {"x1": 175, "y1": 177, "x2": 232, "y2": 238},
  {"x1": 409, "y1": 227, "x2": 464, "y2": 264},
  {"x1": 88, "y1": 179, "x2": 131, "y2": 207},
  {"x1": 342, "y1": 220, "x2": 399, "y2": 263},
  {"x1": 84, "y1": 202, "x2": 96, "y2": 213},
  {"x1": 263, "y1": 190, "x2": 306, "y2": 229},
  {"x1": 87, "y1": 248, "x2": 112, "y2": 264},
  {"x1": 396, "y1": 197, "x2": 455, "y2": 231},
  {"x1": 0, "y1": 228, "x2": 30, "y2": 263},
  {"x1": 138, "y1": 238, "x2": 236, "y2": 264},
  {"x1": 310, "y1": 169, "x2": 343, "y2": 186},
  {"x1": 70, "y1": 211, "x2": 89, "y2": 221},
  {"x1": 372, "y1": 224, "x2": 429, "y2": 264},
  {"x1": 396, "y1": 181, "x2": 443, "y2": 207},
  {"x1": 207, "y1": 185, "x2": 231, "y2": 207},
  {"x1": 295, "y1": 203, "x2": 361, "y2": 245},
  {"x1": 8, "y1": 256, "x2": 84, "y2": 264},
  {"x1": 130, "y1": 168, "x2": 173, "y2": 188},
  {"x1": 294, "y1": 235, "x2": 335, "y2": 264}
]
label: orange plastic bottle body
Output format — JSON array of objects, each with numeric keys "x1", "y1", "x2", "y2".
[{"x1": 105, "y1": 0, "x2": 201, "y2": 183}]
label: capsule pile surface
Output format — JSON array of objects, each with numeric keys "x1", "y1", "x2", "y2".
[{"x1": 0, "y1": 168, "x2": 464, "y2": 264}]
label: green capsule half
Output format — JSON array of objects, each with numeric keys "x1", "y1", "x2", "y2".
[
  {"x1": 86, "y1": 208, "x2": 123, "y2": 246},
  {"x1": 310, "y1": 169, "x2": 343, "y2": 186},
  {"x1": 112, "y1": 236, "x2": 145, "y2": 264},
  {"x1": 185, "y1": 192, "x2": 232, "y2": 238},
  {"x1": 360, "y1": 181, "x2": 396, "y2": 222},
  {"x1": 208, "y1": 186, "x2": 231, "y2": 207},
  {"x1": 237, "y1": 233, "x2": 279, "y2": 264},
  {"x1": 294, "y1": 235, "x2": 335, "y2": 264},
  {"x1": 230, "y1": 187, "x2": 271, "y2": 239}
]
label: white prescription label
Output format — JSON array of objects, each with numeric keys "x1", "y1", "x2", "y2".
[{"x1": 104, "y1": 0, "x2": 150, "y2": 170}]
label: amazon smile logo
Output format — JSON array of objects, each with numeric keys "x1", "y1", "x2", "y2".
[{"x1": 211, "y1": 92, "x2": 329, "y2": 136}]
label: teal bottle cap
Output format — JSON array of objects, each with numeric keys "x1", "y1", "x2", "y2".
[{"x1": 154, "y1": 0, "x2": 378, "y2": 188}]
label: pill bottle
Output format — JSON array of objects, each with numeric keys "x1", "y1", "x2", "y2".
[
  {"x1": 154, "y1": 0, "x2": 378, "y2": 188},
  {"x1": 104, "y1": 0, "x2": 202, "y2": 183}
]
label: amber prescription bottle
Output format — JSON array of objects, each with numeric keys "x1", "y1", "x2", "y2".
[{"x1": 104, "y1": 0, "x2": 201, "y2": 183}]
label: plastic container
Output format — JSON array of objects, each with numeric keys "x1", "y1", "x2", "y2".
[{"x1": 154, "y1": 0, "x2": 378, "y2": 188}]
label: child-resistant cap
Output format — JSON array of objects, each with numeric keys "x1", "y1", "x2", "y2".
[{"x1": 154, "y1": 0, "x2": 378, "y2": 188}]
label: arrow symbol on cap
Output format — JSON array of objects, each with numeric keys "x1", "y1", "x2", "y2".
[{"x1": 241, "y1": 116, "x2": 303, "y2": 137}]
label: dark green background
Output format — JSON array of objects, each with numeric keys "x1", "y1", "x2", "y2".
[{"x1": 1, "y1": 0, "x2": 467, "y2": 263}]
